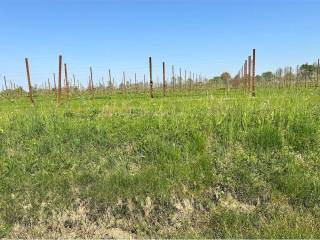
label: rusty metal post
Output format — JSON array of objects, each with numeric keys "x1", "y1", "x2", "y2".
[
  {"x1": 25, "y1": 58, "x2": 34, "y2": 104},
  {"x1": 57, "y1": 55, "x2": 62, "y2": 104},
  {"x1": 149, "y1": 57, "x2": 153, "y2": 98},
  {"x1": 252, "y1": 49, "x2": 256, "y2": 97},
  {"x1": 162, "y1": 62, "x2": 166, "y2": 96}
]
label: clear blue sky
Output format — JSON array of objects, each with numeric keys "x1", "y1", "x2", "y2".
[{"x1": 0, "y1": 0, "x2": 319, "y2": 89}]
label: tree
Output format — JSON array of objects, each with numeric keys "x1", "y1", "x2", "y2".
[
  {"x1": 300, "y1": 64, "x2": 315, "y2": 87},
  {"x1": 221, "y1": 72, "x2": 231, "y2": 91},
  {"x1": 221, "y1": 72, "x2": 231, "y2": 84},
  {"x1": 300, "y1": 64, "x2": 315, "y2": 80},
  {"x1": 261, "y1": 71, "x2": 274, "y2": 82}
]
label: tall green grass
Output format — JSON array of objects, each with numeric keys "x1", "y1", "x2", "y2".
[{"x1": 0, "y1": 88, "x2": 320, "y2": 237}]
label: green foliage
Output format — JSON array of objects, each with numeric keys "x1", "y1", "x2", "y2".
[
  {"x1": 261, "y1": 71, "x2": 274, "y2": 82},
  {"x1": 300, "y1": 64, "x2": 316, "y2": 79},
  {"x1": 221, "y1": 72, "x2": 231, "y2": 83}
]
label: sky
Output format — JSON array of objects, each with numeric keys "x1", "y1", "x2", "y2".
[{"x1": 0, "y1": 0, "x2": 319, "y2": 89}]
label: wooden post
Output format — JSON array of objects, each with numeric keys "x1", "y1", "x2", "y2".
[
  {"x1": 248, "y1": 56, "x2": 252, "y2": 94},
  {"x1": 58, "y1": 55, "x2": 62, "y2": 104},
  {"x1": 252, "y1": 49, "x2": 256, "y2": 97},
  {"x1": 162, "y1": 62, "x2": 166, "y2": 96},
  {"x1": 149, "y1": 57, "x2": 154, "y2": 98},
  {"x1": 25, "y1": 58, "x2": 34, "y2": 104}
]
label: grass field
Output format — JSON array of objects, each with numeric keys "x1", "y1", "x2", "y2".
[{"x1": 1, "y1": 88, "x2": 320, "y2": 238}]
